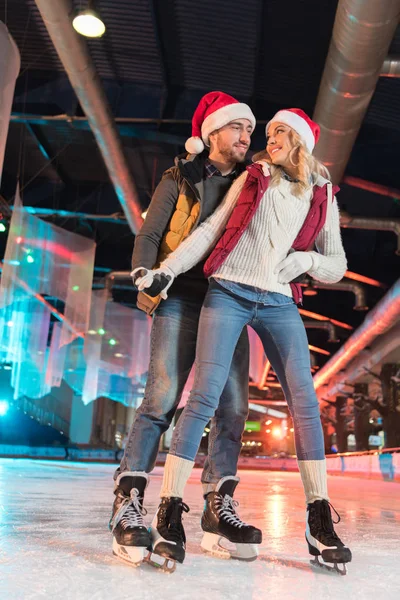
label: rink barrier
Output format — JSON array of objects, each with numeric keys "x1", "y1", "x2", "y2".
[
  {"x1": 195, "y1": 453, "x2": 299, "y2": 472},
  {"x1": 0, "y1": 444, "x2": 67, "y2": 459},
  {"x1": 0, "y1": 444, "x2": 115, "y2": 461},
  {"x1": 1, "y1": 445, "x2": 399, "y2": 482},
  {"x1": 325, "y1": 449, "x2": 400, "y2": 483}
]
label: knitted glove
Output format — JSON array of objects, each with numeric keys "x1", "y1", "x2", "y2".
[
  {"x1": 134, "y1": 265, "x2": 175, "y2": 299},
  {"x1": 274, "y1": 251, "x2": 313, "y2": 284},
  {"x1": 131, "y1": 267, "x2": 149, "y2": 286}
]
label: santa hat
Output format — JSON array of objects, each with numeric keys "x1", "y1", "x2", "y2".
[
  {"x1": 185, "y1": 91, "x2": 256, "y2": 154},
  {"x1": 266, "y1": 108, "x2": 320, "y2": 152}
]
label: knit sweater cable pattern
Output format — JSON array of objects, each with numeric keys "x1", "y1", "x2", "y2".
[{"x1": 161, "y1": 166, "x2": 347, "y2": 297}]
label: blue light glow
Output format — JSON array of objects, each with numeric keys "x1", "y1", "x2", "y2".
[{"x1": 0, "y1": 401, "x2": 9, "y2": 417}]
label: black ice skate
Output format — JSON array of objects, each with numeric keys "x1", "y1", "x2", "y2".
[
  {"x1": 306, "y1": 499, "x2": 352, "y2": 575},
  {"x1": 109, "y1": 472, "x2": 151, "y2": 567},
  {"x1": 201, "y1": 476, "x2": 262, "y2": 561},
  {"x1": 147, "y1": 497, "x2": 190, "y2": 573}
]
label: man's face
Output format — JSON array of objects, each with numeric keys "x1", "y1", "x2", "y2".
[{"x1": 209, "y1": 119, "x2": 252, "y2": 162}]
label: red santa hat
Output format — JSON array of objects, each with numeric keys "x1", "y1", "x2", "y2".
[
  {"x1": 266, "y1": 108, "x2": 320, "y2": 152},
  {"x1": 185, "y1": 91, "x2": 256, "y2": 154}
]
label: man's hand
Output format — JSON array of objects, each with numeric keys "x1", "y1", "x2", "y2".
[
  {"x1": 274, "y1": 251, "x2": 313, "y2": 284},
  {"x1": 133, "y1": 265, "x2": 175, "y2": 299},
  {"x1": 131, "y1": 267, "x2": 149, "y2": 286}
]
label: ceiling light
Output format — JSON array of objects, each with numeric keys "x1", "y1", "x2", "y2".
[{"x1": 73, "y1": 2, "x2": 105, "y2": 38}]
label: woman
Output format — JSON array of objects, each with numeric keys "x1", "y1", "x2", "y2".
[{"x1": 137, "y1": 108, "x2": 352, "y2": 573}]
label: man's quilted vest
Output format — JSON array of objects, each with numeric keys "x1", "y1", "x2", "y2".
[
  {"x1": 157, "y1": 166, "x2": 201, "y2": 264},
  {"x1": 137, "y1": 167, "x2": 200, "y2": 314},
  {"x1": 203, "y1": 162, "x2": 339, "y2": 306}
]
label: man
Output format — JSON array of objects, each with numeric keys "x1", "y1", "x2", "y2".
[{"x1": 110, "y1": 92, "x2": 257, "y2": 567}]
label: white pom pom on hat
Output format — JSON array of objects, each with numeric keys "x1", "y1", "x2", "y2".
[
  {"x1": 185, "y1": 136, "x2": 205, "y2": 154},
  {"x1": 185, "y1": 91, "x2": 256, "y2": 155}
]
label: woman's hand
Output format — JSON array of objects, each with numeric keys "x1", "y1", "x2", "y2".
[
  {"x1": 132, "y1": 266, "x2": 175, "y2": 299},
  {"x1": 274, "y1": 251, "x2": 313, "y2": 284}
]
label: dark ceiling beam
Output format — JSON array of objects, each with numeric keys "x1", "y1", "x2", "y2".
[
  {"x1": 114, "y1": 123, "x2": 185, "y2": 146},
  {"x1": 11, "y1": 113, "x2": 186, "y2": 146},
  {"x1": 10, "y1": 206, "x2": 128, "y2": 225},
  {"x1": 250, "y1": 0, "x2": 267, "y2": 112},
  {"x1": 24, "y1": 122, "x2": 71, "y2": 186},
  {"x1": 150, "y1": 0, "x2": 183, "y2": 120},
  {"x1": 10, "y1": 114, "x2": 192, "y2": 125},
  {"x1": 34, "y1": 0, "x2": 143, "y2": 233},
  {"x1": 149, "y1": 0, "x2": 170, "y2": 107}
]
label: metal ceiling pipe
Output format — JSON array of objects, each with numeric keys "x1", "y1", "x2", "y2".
[
  {"x1": 34, "y1": 0, "x2": 143, "y2": 233},
  {"x1": 381, "y1": 55, "x2": 400, "y2": 78},
  {"x1": 303, "y1": 320, "x2": 339, "y2": 343},
  {"x1": 344, "y1": 271, "x2": 386, "y2": 289},
  {"x1": 0, "y1": 22, "x2": 20, "y2": 187},
  {"x1": 298, "y1": 308, "x2": 353, "y2": 331},
  {"x1": 301, "y1": 279, "x2": 368, "y2": 310},
  {"x1": 314, "y1": 277, "x2": 400, "y2": 392},
  {"x1": 313, "y1": 0, "x2": 400, "y2": 184},
  {"x1": 318, "y1": 323, "x2": 400, "y2": 400},
  {"x1": 343, "y1": 176, "x2": 400, "y2": 202},
  {"x1": 340, "y1": 213, "x2": 400, "y2": 255}
]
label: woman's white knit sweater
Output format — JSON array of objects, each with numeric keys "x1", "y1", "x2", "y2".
[{"x1": 161, "y1": 165, "x2": 347, "y2": 297}]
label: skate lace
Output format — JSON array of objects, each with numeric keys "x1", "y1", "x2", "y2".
[
  {"x1": 110, "y1": 488, "x2": 147, "y2": 532},
  {"x1": 318, "y1": 500, "x2": 341, "y2": 540},
  {"x1": 217, "y1": 494, "x2": 248, "y2": 528},
  {"x1": 162, "y1": 500, "x2": 190, "y2": 543}
]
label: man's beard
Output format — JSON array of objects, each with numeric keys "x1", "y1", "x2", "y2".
[{"x1": 218, "y1": 143, "x2": 247, "y2": 163}]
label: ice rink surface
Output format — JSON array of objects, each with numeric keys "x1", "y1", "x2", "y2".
[{"x1": 1, "y1": 458, "x2": 399, "y2": 600}]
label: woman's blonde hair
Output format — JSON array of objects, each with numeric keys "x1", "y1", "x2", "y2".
[{"x1": 253, "y1": 129, "x2": 330, "y2": 195}]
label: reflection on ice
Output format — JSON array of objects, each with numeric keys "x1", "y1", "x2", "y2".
[{"x1": 1, "y1": 459, "x2": 400, "y2": 600}]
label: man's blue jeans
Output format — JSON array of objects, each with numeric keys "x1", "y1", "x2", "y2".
[
  {"x1": 115, "y1": 290, "x2": 249, "y2": 483},
  {"x1": 170, "y1": 279, "x2": 325, "y2": 462}
]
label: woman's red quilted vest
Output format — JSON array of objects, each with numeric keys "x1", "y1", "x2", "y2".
[{"x1": 204, "y1": 162, "x2": 339, "y2": 305}]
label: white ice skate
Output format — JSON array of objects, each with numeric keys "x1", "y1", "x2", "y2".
[
  {"x1": 306, "y1": 500, "x2": 352, "y2": 575},
  {"x1": 201, "y1": 476, "x2": 262, "y2": 562},
  {"x1": 109, "y1": 472, "x2": 151, "y2": 568},
  {"x1": 144, "y1": 497, "x2": 189, "y2": 573},
  {"x1": 201, "y1": 532, "x2": 259, "y2": 561},
  {"x1": 112, "y1": 537, "x2": 147, "y2": 567}
]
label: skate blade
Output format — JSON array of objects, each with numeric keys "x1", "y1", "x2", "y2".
[
  {"x1": 112, "y1": 538, "x2": 146, "y2": 567},
  {"x1": 230, "y1": 543, "x2": 259, "y2": 562},
  {"x1": 201, "y1": 533, "x2": 258, "y2": 562},
  {"x1": 144, "y1": 551, "x2": 176, "y2": 573},
  {"x1": 310, "y1": 556, "x2": 347, "y2": 576}
]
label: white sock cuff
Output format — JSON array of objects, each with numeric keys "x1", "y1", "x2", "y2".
[
  {"x1": 115, "y1": 470, "x2": 148, "y2": 489},
  {"x1": 160, "y1": 454, "x2": 194, "y2": 499},
  {"x1": 202, "y1": 475, "x2": 240, "y2": 497},
  {"x1": 298, "y1": 459, "x2": 329, "y2": 505}
]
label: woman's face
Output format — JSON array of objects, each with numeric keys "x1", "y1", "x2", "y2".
[{"x1": 266, "y1": 122, "x2": 293, "y2": 168}]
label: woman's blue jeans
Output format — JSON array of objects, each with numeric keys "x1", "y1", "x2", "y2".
[
  {"x1": 170, "y1": 279, "x2": 325, "y2": 462},
  {"x1": 115, "y1": 289, "x2": 249, "y2": 483}
]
